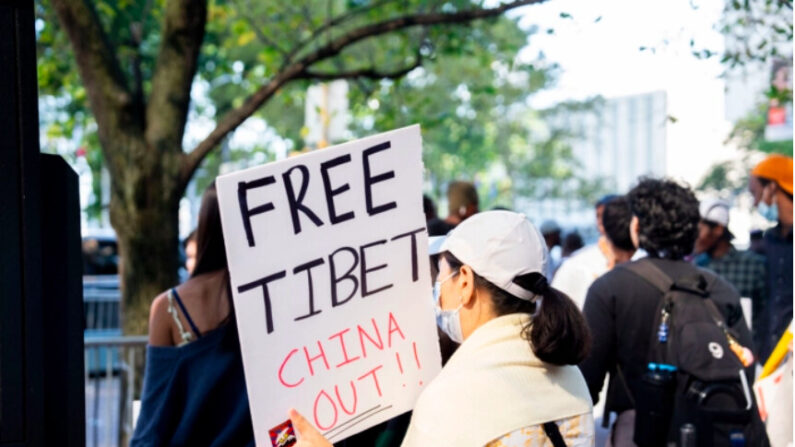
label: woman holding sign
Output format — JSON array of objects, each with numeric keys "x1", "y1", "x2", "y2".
[
  {"x1": 132, "y1": 183, "x2": 254, "y2": 446},
  {"x1": 288, "y1": 210, "x2": 594, "y2": 446}
]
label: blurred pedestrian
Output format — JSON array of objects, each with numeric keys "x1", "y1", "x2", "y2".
[
  {"x1": 288, "y1": 211, "x2": 594, "y2": 447},
  {"x1": 427, "y1": 181, "x2": 479, "y2": 236},
  {"x1": 600, "y1": 196, "x2": 637, "y2": 269},
  {"x1": 131, "y1": 182, "x2": 253, "y2": 446},
  {"x1": 692, "y1": 198, "x2": 767, "y2": 350},
  {"x1": 540, "y1": 220, "x2": 562, "y2": 279},
  {"x1": 579, "y1": 178, "x2": 763, "y2": 447},
  {"x1": 561, "y1": 231, "x2": 585, "y2": 259},
  {"x1": 551, "y1": 195, "x2": 619, "y2": 309},
  {"x1": 748, "y1": 154, "x2": 793, "y2": 362},
  {"x1": 445, "y1": 180, "x2": 479, "y2": 226}
]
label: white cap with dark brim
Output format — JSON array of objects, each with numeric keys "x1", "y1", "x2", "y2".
[{"x1": 438, "y1": 210, "x2": 548, "y2": 301}]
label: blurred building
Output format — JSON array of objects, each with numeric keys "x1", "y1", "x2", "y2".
[{"x1": 518, "y1": 91, "x2": 668, "y2": 239}]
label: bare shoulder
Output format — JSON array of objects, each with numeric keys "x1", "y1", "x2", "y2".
[{"x1": 148, "y1": 291, "x2": 174, "y2": 346}]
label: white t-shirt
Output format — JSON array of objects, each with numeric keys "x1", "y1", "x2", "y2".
[{"x1": 551, "y1": 244, "x2": 608, "y2": 309}]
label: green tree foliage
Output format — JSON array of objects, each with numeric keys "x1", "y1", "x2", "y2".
[
  {"x1": 342, "y1": 18, "x2": 603, "y2": 209},
  {"x1": 692, "y1": 0, "x2": 793, "y2": 196},
  {"x1": 716, "y1": 0, "x2": 792, "y2": 69},
  {"x1": 37, "y1": 0, "x2": 548, "y2": 333}
]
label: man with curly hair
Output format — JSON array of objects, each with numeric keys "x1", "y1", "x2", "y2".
[{"x1": 578, "y1": 178, "x2": 757, "y2": 446}]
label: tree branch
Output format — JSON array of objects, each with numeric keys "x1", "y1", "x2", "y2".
[
  {"x1": 245, "y1": 16, "x2": 290, "y2": 56},
  {"x1": 145, "y1": 0, "x2": 207, "y2": 152},
  {"x1": 182, "y1": 0, "x2": 543, "y2": 183},
  {"x1": 239, "y1": 0, "x2": 290, "y2": 56},
  {"x1": 298, "y1": 54, "x2": 424, "y2": 81},
  {"x1": 284, "y1": 0, "x2": 412, "y2": 64},
  {"x1": 51, "y1": 0, "x2": 139, "y2": 178}
]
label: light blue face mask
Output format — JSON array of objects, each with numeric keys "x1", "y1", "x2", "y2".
[
  {"x1": 433, "y1": 272, "x2": 464, "y2": 343},
  {"x1": 758, "y1": 201, "x2": 779, "y2": 222}
]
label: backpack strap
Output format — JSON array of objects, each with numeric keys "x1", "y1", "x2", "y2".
[
  {"x1": 620, "y1": 260, "x2": 678, "y2": 368},
  {"x1": 619, "y1": 259, "x2": 674, "y2": 293},
  {"x1": 542, "y1": 421, "x2": 567, "y2": 447},
  {"x1": 622, "y1": 259, "x2": 720, "y2": 298}
]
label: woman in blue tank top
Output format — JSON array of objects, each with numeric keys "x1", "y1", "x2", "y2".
[{"x1": 131, "y1": 182, "x2": 254, "y2": 446}]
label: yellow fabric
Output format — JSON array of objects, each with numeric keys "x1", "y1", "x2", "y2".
[
  {"x1": 402, "y1": 314, "x2": 593, "y2": 447},
  {"x1": 760, "y1": 320, "x2": 793, "y2": 379},
  {"x1": 752, "y1": 154, "x2": 794, "y2": 194}
]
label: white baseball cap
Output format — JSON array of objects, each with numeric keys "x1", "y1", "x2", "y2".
[
  {"x1": 437, "y1": 210, "x2": 548, "y2": 301},
  {"x1": 699, "y1": 199, "x2": 731, "y2": 227}
]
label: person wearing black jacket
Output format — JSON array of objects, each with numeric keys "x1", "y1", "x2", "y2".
[{"x1": 578, "y1": 178, "x2": 759, "y2": 446}]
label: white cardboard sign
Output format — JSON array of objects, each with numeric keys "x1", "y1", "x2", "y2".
[{"x1": 216, "y1": 125, "x2": 442, "y2": 446}]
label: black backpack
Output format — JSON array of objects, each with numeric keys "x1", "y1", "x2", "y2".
[{"x1": 620, "y1": 260, "x2": 769, "y2": 447}]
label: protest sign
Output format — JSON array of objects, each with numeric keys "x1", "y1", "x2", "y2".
[{"x1": 216, "y1": 125, "x2": 442, "y2": 446}]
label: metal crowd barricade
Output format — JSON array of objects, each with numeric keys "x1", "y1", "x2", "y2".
[
  {"x1": 83, "y1": 274, "x2": 148, "y2": 447},
  {"x1": 84, "y1": 335, "x2": 148, "y2": 447}
]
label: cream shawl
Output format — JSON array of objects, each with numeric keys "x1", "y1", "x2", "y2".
[{"x1": 401, "y1": 313, "x2": 592, "y2": 447}]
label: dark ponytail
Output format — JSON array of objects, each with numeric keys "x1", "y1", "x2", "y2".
[
  {"x1": 514, "y1": 273, "x2": 591, "y2": 365},
  {"x1": 442, "y1": 252, "x2": 591, "y2": 366}
]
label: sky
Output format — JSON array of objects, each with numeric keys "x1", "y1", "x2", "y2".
[{"x1": 513, "y1": 0, "x2": 751, "y2": 187}]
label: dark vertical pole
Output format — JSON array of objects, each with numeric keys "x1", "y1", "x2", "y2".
[
  {"x1": 0, "y1": 0, "x2": 45, "y2": 445},
  {"x1": 1, "y1": 1, "x2": 84, "y2": 446},
  {"x1": 39, "y1": 155, "x2": 85, "y2": 446}
]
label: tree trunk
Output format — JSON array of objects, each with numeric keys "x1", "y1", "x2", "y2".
[
  {"x1": 109, "y1": 148, "x2": 183, "y2": 335},
  {"x1": 113, "y1": 197, "x2": 180, "y2": 335}
]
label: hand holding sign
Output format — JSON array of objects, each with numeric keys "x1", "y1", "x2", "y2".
[
  {"x1": 287, "y1": 408, "x2": 333, "y2": 447},
  {"x1": 217, "y1": 125, "x2": 442, "y2": 446}
]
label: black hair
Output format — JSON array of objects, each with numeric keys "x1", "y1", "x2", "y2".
[
  {"x1": 595, "y1": 194, "x2": 619, "y2": 208},
  {"x1": 191, "y1": 182, "x2": 238, "y2": 345},
  {"x1": 602, "y1": 196, "x2": 635, "y2": 252},
  {"x1": 192, "y1": 182, "x2": 227, "y2": 277},
  {"x1": 627, "y1": 177, "x2": 700, "y2": 260},
  {"x1": 442, "y1": 252, "x2": 591, "y2": 366},
  {"x1": 562, "y1": 232, "x2": 584, "y2": 256},
  {"x1": 423, "y1": 194, "x2": 437, "y2": 221}
]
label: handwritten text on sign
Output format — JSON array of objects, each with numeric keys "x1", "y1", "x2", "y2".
[{"x1": 216, "y1": 125, "x2": 442, "y2": 446}]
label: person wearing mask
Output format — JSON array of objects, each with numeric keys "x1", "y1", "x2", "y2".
[
  {"x1": 692, "y1": 198, "x2": 767, "y2": 350},
  {"x1": 287, "y1": 211, "x2": 594, "y2": 446},
  {"x1": 579, "y1": 178, "x2": 758, "y2": 446},
  {"x1": 748, "y1": 154, "x2": 793, "y2": 362},
  {"x1": 552, "y1": 195, "x2": 621, "y2": 309},
  {"x1": 131, "y1": 183, "x2": 253, "y2": 446}
]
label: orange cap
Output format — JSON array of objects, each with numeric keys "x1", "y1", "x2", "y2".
[{"x1": 752, "y1": 154, "x2": 794, "y2": 195}]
